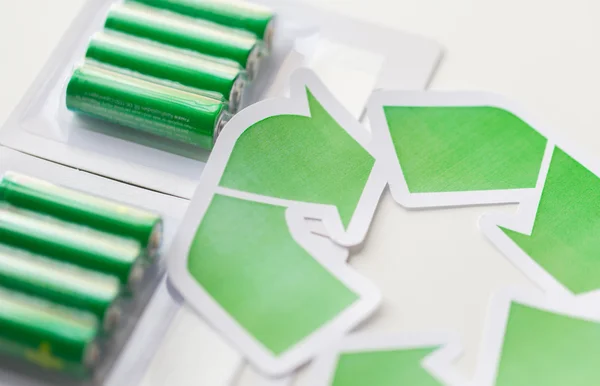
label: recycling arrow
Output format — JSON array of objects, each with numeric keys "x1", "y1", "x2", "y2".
[
  {"x1": 329, "y1": 346, "x2": 442, "y2": 386},
  {"x1": 218, "y1": 87, "x2": 375, "y2": 228},
  {"x1": 367, "y1": 92, "x2": 551, "y2": 208},
  {"x1": 310, "y1": 333, "x2": 465, "y2": 386},
  {"x1": 187, "y1": 194, "x2": 364, "y2": 356},
  {"x1": 475, "y1": 292, "x2": 600, "y2": 386},
  {"x1": 382, "y1": 104, "x2": 546, "y2": 193},
  {"x1": 499, "y1": 147, "x2": 600, "y2": 295}
]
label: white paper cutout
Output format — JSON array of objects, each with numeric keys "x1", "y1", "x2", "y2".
[
  {"x1": 309, "y1": 332, "x2": 467, "y2": 386},
  {"x1": 168, "y1": 82, "x2": 600, "y2": 383},
  {"x1": 169, "y1": 70, "x2": 385, "y2": 376},
  {"x1": 366, "y1": 91, "x2": 554, "y2": 209},
  {"x1": 472, "y1": 289, "x2": 600, "y2": 386},
  {"x1": 481, "y1": 133, "x2": 600, "y2": 300}
]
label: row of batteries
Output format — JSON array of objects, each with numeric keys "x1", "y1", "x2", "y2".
[
  {"x1": 3, "y1": 0, "x2": 277, "y2": 378},
  {"x1": 0, "y1": 171, "x2": 163, "y2": 375},
  {"x1": 67, "y1": 0, "x2": 276, "y2": 150}
]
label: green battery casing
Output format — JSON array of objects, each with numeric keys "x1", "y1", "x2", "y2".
[
  {"x1": 0, "y1": 172, "x2": 162, "y2": 253},
  {"x1": 129, "y1": 0, "x2": 275, "y2": 40},
  {"x1": 0, "y1": 287, "x2": 100, "y2": 375},
  {"x1": 0, "y1": 205, "x2": 143, "y2": 285},
  {"x1": 105, "y1": 2, "x2": 260, "y2": 69},
  {"x1": 0, "y1": 172, "x2": 162, "y2": 256},
  {"x1": 0, "y1": 245, "x2": 120, "y2": 324},
  {"x1": 66, "y1": 63, "x2": 228, "y2": 150},
  {"x1": 86, "y1": 32, "x2": 245, "y2": 108}
]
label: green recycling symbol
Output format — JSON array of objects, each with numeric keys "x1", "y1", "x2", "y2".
[{"x1": 169, "y1": 69, "x2": 600, "y2": 385}]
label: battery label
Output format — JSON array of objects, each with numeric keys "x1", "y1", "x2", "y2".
[
  {"x1": 67, "y1": 64, "x2": 225, "y2": 149},
  {"x1": 86, "y1": 32, "x2": 244, "y2": 107}
]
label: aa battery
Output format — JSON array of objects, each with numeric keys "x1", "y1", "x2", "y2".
[
  {"x1": 0, "y1": 205, "x2": 145, "y2": 289},
  {"x1": 0, "y1": 287, "x2": 101, "y2": 373},
  {"x1": 0, "y1": 171, "x2": 163, "y2": 257},
  {"x1": 86, "y1": 31, "x2": 247, "y2": 112},
  {"x1": 105, "y1": 2, "x2": 263, "y2": 78},
  {"x1": 88, "y1": 60, "x2": 231, "y2": 105},
  {"x1": 129, "y1": 0, "x2": 276, "y2": 48},
  {"x1": 0, "y1": 245, "x2": 122, "y2": 332},
  {"x1": 66, "y1": 63, "x2": 230, "y2": 150}
]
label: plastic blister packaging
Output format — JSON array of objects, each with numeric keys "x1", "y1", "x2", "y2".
[
  {"x1": 0, "y1": 146, "x2": 189, "y2": 386},
  {"x1": 0, "y1": 0, "x2": 442, "y2": 199}
]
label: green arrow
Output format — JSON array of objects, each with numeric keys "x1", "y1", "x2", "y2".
[
  {"x1": 501, "y1": 147, "x2": 600, "y2": 294},
  {"x1": 383, "y1": 105, "x2": 547, "y2": 193},
  {"x1": 187, "y1": 194, "x2": 360, "y2": 355},
  {"x1": 219, "y1": 87, "x2": 374, "y2": 227},
  {"x1": 330, "y1": 346, "x2": 442, "y2": 386},
  {"x1": 494, "y1": 302, "x2": 600, "y2": 386}
]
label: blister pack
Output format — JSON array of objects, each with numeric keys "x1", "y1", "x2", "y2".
[
  {"x1": 0, "y1": 0, "x2": 442, "y2": 198},
  {"x1": 0, "y1": 146, "x2": 189, "y2": 386}
]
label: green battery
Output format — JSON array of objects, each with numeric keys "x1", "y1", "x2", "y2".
[
  {"x1": 88, "y1": 60, "x2": 230, "y2": 105},
  {"x1": 0, "y1": 171, "x2": 163, "y2": 257},
  {"x1": 0, "y1": 245, "x2": 121, "y2": 331},
  {"x1": 105, "y1": 2, "x2": 263, "y2": 78},
  {"x1": 0, "y1": 205, "x2": 145, "y2": 289},
  {"x1": 128, "y1": 0, "x2": 276, "y2": 47},
  {"x1": 86, "y1": 31, "x2": 247, "y2": 112},
  {"x1": 66, "y1": 63, "x2": 230, "y2": 150},
  {"x1": 0, "y1": 287, "x2": 101, "y2": 375}
]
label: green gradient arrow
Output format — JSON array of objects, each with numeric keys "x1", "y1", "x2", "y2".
[
  {"x1": 187, "y1": 194, "x2": 359, "y2": 355},
  {"x1": 501, "y1": 147, "x2": 600, "y2": 294},
  {"x1": 383, "y1": 105, "x2": 547, "y2": 193},
  {"x1": 219, "y1": 88, "x2": 375, "y2": 227},
  {"x1": 330, "y1": 347, "x2": 442, "y2": 386},
  {"x1": 494, "y1": 302, "x2": 600, "y2": 386}
]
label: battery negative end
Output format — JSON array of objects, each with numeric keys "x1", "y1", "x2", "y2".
[
  {"x1": 246, "y1": 46, "x2": 262, "y2": 81},
  {"x1": 147, "y1": 221, "x2": 163, "y2": 258},
  {"x1": 103, "y1": 305, "x2": 122, "y2": 332},
  {"x1": 128, "y1": 262, "x2": 146, "y2": 291},
  {"x1": 264, "y1": 18, "x2": 276, "y2": 52},
  {"x1": 213, "y1": 111, "x2": 232, "y2": 147},
  {"x1": 83, "y1": 342, "x2": 101, "y2": 370},
  {"x1": 229, "y1": 76, "x2": 246, "y2": 113}
]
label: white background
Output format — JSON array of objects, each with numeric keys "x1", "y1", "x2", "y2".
[{"x1": 1, "y1": 0, "x2": 600, "y2": 385}]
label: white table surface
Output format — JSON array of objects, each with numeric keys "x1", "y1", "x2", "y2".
[{"x1": 2, "y1": 1, "x2": 600, "y2": 385}]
